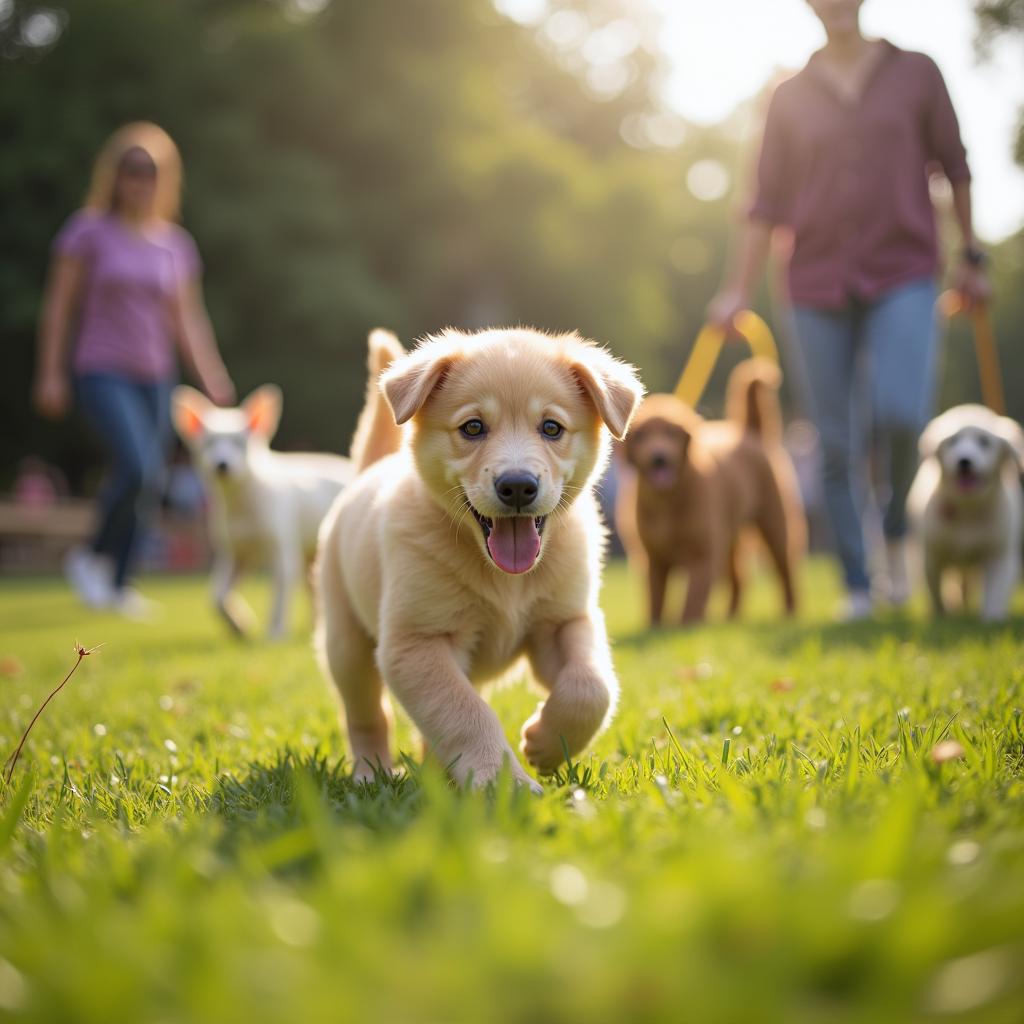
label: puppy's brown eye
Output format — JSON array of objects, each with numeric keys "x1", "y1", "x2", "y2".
[
  {"x1": 460, "y1": 418, "x2": 486, "y2": 439},
  {"x1": 541, "y1": 419, "x2": 564, "y2": 439}
]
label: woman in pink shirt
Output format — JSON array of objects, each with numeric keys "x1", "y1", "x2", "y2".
[
  {"x1": 34, "y1": 122, "x2": 234, "y2": 616},
  {"x1": 709, "y1": 0, "x2": 990, "y2": 619}
]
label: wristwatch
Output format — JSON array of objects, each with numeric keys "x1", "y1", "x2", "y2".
[{"x1": 961, "y1": 245, "x2": 987, "y2": 268}]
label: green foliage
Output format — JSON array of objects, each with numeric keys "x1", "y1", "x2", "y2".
[
  {"x1": 975, "y1": 0, "x2": 1024, "y2": 37},
  {"x1": 2, "y1": 0, "x2": 1022, "y2": 487},
  {"x1": 1, "y1": 563, "x2": 1024, "y2": 1021},
  {"x1": 975, "y1": 0, "x2": 1024, "y2": 167},
  {"x1": 0, "y1": 0, "x2": 735, "y2": 482}
]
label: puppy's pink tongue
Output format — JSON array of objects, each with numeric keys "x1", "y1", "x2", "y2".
[{"x1": 486, "y1": 516, "x2": 541, "y2": 574}]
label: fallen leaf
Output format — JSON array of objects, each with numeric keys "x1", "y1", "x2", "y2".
[
  {"x1": 0, "y1": 656, "x2": 23, "y2": 679},
  {"x1": 931, "y1": 740, "x2": 966, "y2": 764}
]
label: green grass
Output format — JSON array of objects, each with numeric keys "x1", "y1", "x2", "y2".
[{"x1": 1, "y1": 561, "x2": 1023, "y2": 1024}]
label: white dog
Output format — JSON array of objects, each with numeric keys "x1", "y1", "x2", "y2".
[
  {"x1": 172, "y1": 385, "x2": 354, "y2": 639},
  {"x1": 315, "y1": 328, "x2": 643, "y2": 789},
  {"x1": 908, "y1": 404, "x2": 1024, "y2": 621}
]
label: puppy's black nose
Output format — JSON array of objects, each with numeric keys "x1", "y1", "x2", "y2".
[
  {"x1": 957, "y1": 457, "x2": 973, "y2": 474},
  {"x1": 651, "y1": 453, "x2": 669, "y2": 469},
  {"x1": 215, "y1": 461, "x2": 230, "y2": 476},
  {"x1": 494, "y1": 471, "x2": 539, "y2": 510}
]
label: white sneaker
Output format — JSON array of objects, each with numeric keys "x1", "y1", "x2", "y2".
[
  {"x1": 64, "y1": 547, "x2": 115, "y2": 608},
  {"x1": 841, "y1": 589, "x2": 874, "y2": 622},
  {"x1": 111, "y1": 587, "x2": 161, "y2": 623},
  {"x1": 885, "y1": 538, "x2": 910, "y2": 607}
]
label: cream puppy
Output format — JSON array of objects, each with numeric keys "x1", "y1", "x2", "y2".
[
  {"x1": 315, "y1": 328, "x2": 643, "y2": 788},
  {"x1": 908, "y1": 404, "x2": 1024, "y2": 621},
  {"x1": 173, "y1": 385, "x2": 354, "y2": 639}
]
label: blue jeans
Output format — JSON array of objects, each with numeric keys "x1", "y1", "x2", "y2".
[
  {"x1": 791, "y1": 278, "x2": 939, "y2": 592},
  {"x1": 75, "y1": 373, "x2": 174, "y2": 589}
]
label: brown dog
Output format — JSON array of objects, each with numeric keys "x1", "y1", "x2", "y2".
[{"x1": 617, "y1": 359, "x2": 805, "y2": 626}]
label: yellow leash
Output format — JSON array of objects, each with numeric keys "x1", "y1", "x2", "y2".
[
  {"x1": 938, "y1": 290, "x2": 1006, "y2": 416},
  {"x1": 674, "y1": 310, "x2": 780, "y2": 405}
]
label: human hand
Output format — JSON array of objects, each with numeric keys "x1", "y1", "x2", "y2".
[
  {"x1": 204, "y1": 371, "x2": 236, "y2": 407},
  {"x1": 706, "y1": 287, "x2": 749, "y2": 340},
  {"x1": 33, "y1": 371, "x2": 70, "y2": 419},
  {"x1": 951, "y1": 261, "x2": 992, "y2": 312}
]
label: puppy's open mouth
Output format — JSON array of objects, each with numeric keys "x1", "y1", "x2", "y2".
[
  {"x1": 470, "y1": 507, "x2": 547, "y2": 574},
  {"x1": 956, "y1": 466, "x2": 980, "y2": 490}
]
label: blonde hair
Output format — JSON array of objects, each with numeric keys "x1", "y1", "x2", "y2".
[{"x1": 84, "y1": 122, "x2": 183, "y2": 222}]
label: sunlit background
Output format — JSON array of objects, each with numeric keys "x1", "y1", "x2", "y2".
[
  {"x1": 1, "y1": 0, "x2": 1022, "y2": 523},
  {"x1": 500, "y1": 0, "x2": 1024, "y2": 241}
]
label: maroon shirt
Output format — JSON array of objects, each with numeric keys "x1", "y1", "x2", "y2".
[{"x1": 749, "y1": 40, "x2": 970, "y2": 309}]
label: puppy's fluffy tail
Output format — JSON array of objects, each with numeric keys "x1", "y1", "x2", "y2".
[
  {"x1": 726, "y1": 357, "x2": 783, "y2": 444},
  {"x1": 349, "y1": 328, "x2": 406, "y2": 473}
]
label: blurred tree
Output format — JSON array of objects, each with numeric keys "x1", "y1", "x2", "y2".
[
  {"x1": 933, "y1": 0, "x2": 1024, "y2": 421},
  {"x1": 974, "y1": 0, "x2": 1024, "y2": 165},
  {"x1": 0, "y1": 0, "x2": 727, "y2": 483},
  {"x1": 2, "y1": 0, "x2": 743, "y2": 485},
  {"x1": 2, "y1": 0, "x2": 1019, "y2": 491}
]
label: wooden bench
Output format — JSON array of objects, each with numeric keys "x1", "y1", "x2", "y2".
[{"x1": 0, "y1": 500, "x2": 209, "y2": 573}]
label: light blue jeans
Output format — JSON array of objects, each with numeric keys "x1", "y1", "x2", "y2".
[
  {"x1": 791, "y1": 277, "x2": 939, "y2": 592},
  {"x1": 75, "y1": 373, "x2": 174, "y2": 589}
]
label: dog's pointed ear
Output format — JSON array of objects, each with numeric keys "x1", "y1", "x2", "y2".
[
  {"x1": 567, "y1": 341, "x2": 645, "y2": 440},
  {"x1": 171, "y1": 386, "x2": 213, "y2": 444},
  {"x1": 995, "y1": 415, "x2": 1024, "y2": 471},
  {"x1": 380, "y1": 347, "x2": 454, "y2": 425},
  {"x1": 241, "y1": 385, "x2": 282, "y2": 440}
]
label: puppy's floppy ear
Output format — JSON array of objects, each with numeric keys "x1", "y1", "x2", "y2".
[
  {"x1": 664, "y1": 416, "x2": 693, "y2": 452},
  {"x1": 918, "y1": 418, "x2": 947, "y2": 461},
  {"x1": 380, "y1": 346, "x2": 454, "y2": 425},
  {"x1": 994, "y1": 415, "x2": 1024, "y2": 471},
  {"x1": 241, "y1": 384, "x2": 282, "y2": 440},
  {"x1": 171, "y1": 386, "x2": 212, "y2": 444},
  {"x1": 567, "y1": 341, "x2": 645, "y2": 440}
]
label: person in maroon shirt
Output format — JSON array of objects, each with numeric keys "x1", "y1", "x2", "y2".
[{"x1": 709, "y1": 0, "x2": 990, "y2": 619}]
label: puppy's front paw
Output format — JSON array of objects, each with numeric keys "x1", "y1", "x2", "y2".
[
  {"x1": 520, "y1": 678, "x2": 613, "y2": 774},
  {"x1": 450, "y1": 749, "x2": 541, "y2": 794},
  {"x1": 352, "y1": 762, "x2": 400, "y2": 785},
  {"x1": 521, "y1": 711, "x2": 568, "y2": 775}
]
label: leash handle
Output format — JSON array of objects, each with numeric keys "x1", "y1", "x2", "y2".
[
  {"x1": 675, "y1": 310, "x2": 780, "y2": 405},
  {"x1": 938, "y1": 290, "x2": 1006, "y2": 415}
]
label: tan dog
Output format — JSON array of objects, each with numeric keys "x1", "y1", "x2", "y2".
[
  {"x1": 315, "y1": 327, "x2": 643, "y2": 788},
  {"x1": 616, "y1": 360, "x2": 804, "y2": 625}
]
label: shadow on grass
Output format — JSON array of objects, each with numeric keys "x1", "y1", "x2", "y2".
[
  {"x1": 198, "y1": 750, "x2": 422, "y2": 875},
  {"x1": 614, "y1": 611, "x2": 1024, "y2": 656},
  {"x1": 203, "y1": 746, "x2": 563, "y2": 877},
  {"x1": 210, "y1": 748, "x2": 418, "y2": 823}
]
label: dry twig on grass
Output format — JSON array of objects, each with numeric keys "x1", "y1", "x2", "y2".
[{"x1": 3, "y1": 641, "x2": 103, "y2": 786}]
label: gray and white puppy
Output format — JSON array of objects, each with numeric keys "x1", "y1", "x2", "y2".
[{"x1": 908, "y1": 404, "x2": 1023, "y2": 621}]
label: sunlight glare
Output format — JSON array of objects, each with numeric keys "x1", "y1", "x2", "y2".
[
  {"x1": 651, "y1": 0, "x2": 1024, "y2": 240},
  {"x1": 687, "y1": 159, "x2": 731, "y2": 202},
  {"x1": 494, "y1": 0, "x2": 548, "y2": 26}
]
